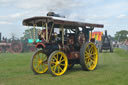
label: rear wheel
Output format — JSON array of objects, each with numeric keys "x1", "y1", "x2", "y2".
[
  {"x1": 31, "y1": 50, "x2": 48, "y2": 74},
  {"x1": 10, "y1": 42, "x2": 23, "y2": 53},
  {"x1": 48, "y1": 51, "x2": 68, "y2": 76},
  {"x1": 80, "y1": 42, "x2": 98, "y2": 71}
]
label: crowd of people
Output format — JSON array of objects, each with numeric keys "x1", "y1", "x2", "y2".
[{"x1": 117, "y1": 40, "x2": 128, "y2": 50}]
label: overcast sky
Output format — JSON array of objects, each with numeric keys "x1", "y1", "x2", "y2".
[{"x1": 0, "y1": 0, "x2": 128, "y2": 38}]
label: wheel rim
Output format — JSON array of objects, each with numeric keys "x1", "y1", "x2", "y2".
[
  {"x1": 32, "y1": 51, "x2": 48, "y2": 74},
  {"x1": 84, "y1": 43, "x2": 98, "y2": 70},
  {"x1": 49, "y1": 51, "x2": 68, "y2": 76}
]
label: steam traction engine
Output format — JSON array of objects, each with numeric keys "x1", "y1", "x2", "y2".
[
  {"x1": 23, "y1": 13, "x2": 104, "y2": 76},
  {"x1": 0, "y1": 32, "x2": 23, "y2": 53},
  {"x1": 99, "y1": 30, "x2": 113, "y2": 52}
]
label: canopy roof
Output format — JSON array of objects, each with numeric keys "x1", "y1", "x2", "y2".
[{"x1": 23, "y1": 16, "x2": 104, "y2": 29}]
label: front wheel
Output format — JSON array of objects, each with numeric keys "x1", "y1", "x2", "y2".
[
  {"x1": 80, "y1": 42, "x2": 98, "y2": 71},
  {"x1": 31, "y1": 50, "x2": 48, "y2": 74},
  {"x1": 48, "y1": 51, "x2": 68, "y2": 76}
]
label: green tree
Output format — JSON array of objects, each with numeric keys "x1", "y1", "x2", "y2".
[
  {"x1": 21, "y1": 28, "x2": 40, "y2": 40},
  {"x1": 114, "y1": 30, "x2": 128, "y2": 41}
]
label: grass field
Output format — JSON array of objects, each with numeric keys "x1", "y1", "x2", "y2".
[{"x1": 0, "y1": 48, "x2": 128, "y2": 85}]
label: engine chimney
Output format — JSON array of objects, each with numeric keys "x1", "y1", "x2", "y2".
[
  {"x1": 105, "y1": 30, "x2": 107, "y2": 37},
  {"x1": 47, "y1": 12, "x2": 65, "y2": 18}
]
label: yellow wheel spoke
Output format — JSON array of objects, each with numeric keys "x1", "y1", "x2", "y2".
[
  {"x1": 51, "y1": 65, "x2": 57, "y2": 72},
  {"x1": 85, "y1": 57, "x2": 88, "y2": 61},
  {"x1": 85, "y1": 53, "x2": 88, "y2": 56},
  {"x1": 91, "y1": 56, "x2": 96, "y2": 60},
  {"x1": 41, "y1": 63, "x2": 48, "y2": 69},
  {"x1": 90, "y1": 46, "x2": 95, "y2": 54},
  {"x1": 60, "y1": 59, "x2": 65, "y2": 62},
  {"x1": 35, "y1": 65, "x2": 38, "y2": 70},
  {"x1": 86, "y1": 58, "x2": 95, "y2": 68},
  {"x1": 43, "y1": 64, "x2": 48, "y2": 69},
  {"x1": 90, "y1": 49, "x2": 93, "y2": 54},
  {"x1": 87, "y1": 64, "x2": 91, "y2": 68},
  {"x1": 57, "y1": 54, "x2": 59, "y2": 61},
  {"x1": 85, "y1": 57, "x2": 89, "y2": 60},
  {"x1": 37, "y1": 67, "x2": 39, "y2": 72},
  {"x1": 33, "y1": 61, "x2": 38, "y2": 64},
  {"x1": 41, "y1": 56, "x2": 45, "y2": 60},
  {"x1": 37, "y1": 64, "x2": 40, "y2": 72},
  {"x1": 88, "y1": 58, "x2": 90, "y2": 62},
  {"x1": 42, "y1": 60, "x2": 47, "y2": 64},
  {"x1": 58, "y1": 66, "x2": 60, "y2": 73},
  {"x1": 91, "y1": 52, "x2": 96, "y2": 56},
  {"x1": 90, "y1": 59, "x2": 95, "y2": 65},
  {"x1": 86, "y1": 46, "x2": 90, "y2": 52},
  {"x1": 91, "y1": 53, "x2": 96, "y2": 56},
  {"x1": 92, "y1": 61, "x2": 96, "y2": 65},
  {"x1": 38, "y1": 63, "x2": 41, "y2": 67},
  {"x1": 85, "y1": 51, "x2": 89, "y2": 54},
  {"x1": 85, "y1": 53, "x2": 90, "y2": 59},
  {"x1": 53, "y1": 56, "x2": 57, "y2": 61},
  {"x1": 38, "y1": 54, "x2": 41, "y2": 60},
  {"x1": 58, "y1": 66, "x2": 63, "y2": 71},
  {"x1": 54, "y1": 65, "x2": 57, "y2": 72},
  {"x1": 50, "y1": 61, "x2": 56, "y2": 64},
  {"x1": 85, "y1": 54, "x2": 89, "y2": 57},
  {"x1": 59, "y1": 55, "x2": 63, "y2": 62},
  {"x1": 89, "y1": 46, "x2": 92, "y2": 53},
  {"x1": 90, "y1": 57, "x2": 94, "y2": 60},
  {"x1": 91, "y1": 54, "x2": 96, "y2": 60},
  {"x1": 60, "y1": 64, "x2": 65, "y2": 66},
  {"x1": 86, "y1": 60, "x2": 91, "y2": 66},
  {"x1": 51, "y1": 65, "x2": 55, "y2": 71}
]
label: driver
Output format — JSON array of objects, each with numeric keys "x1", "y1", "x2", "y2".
[{"x1": 38, "y1": 29, "x2": 47, "y2": 43}]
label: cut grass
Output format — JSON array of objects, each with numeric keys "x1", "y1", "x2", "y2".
[
  {"x1": 0, "y1": 48, "x2": 128, "y2": 85},
  {"x1": 114, "y1": 48, "x2": 128, "y2": 57}
]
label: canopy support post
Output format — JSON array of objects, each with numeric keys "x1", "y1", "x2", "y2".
[
  {"x1": 89, "y1": 26, "x2": 94, "y2": 41},
  {"x1": 45, "y1": 23, "x2": 48, "y2": 42},
  {"x1": 42, "y1": 23, "x2": 45, "y2": 30},
  {"x1": 61, "y1": 25, "x2": 64, "y2": 47},
  {"x1": 49, "y1": 23, "x2": 54, "y2": 40},
  {"x1": 33, "y1": 24, "x2": 36, "y2": 40}
]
